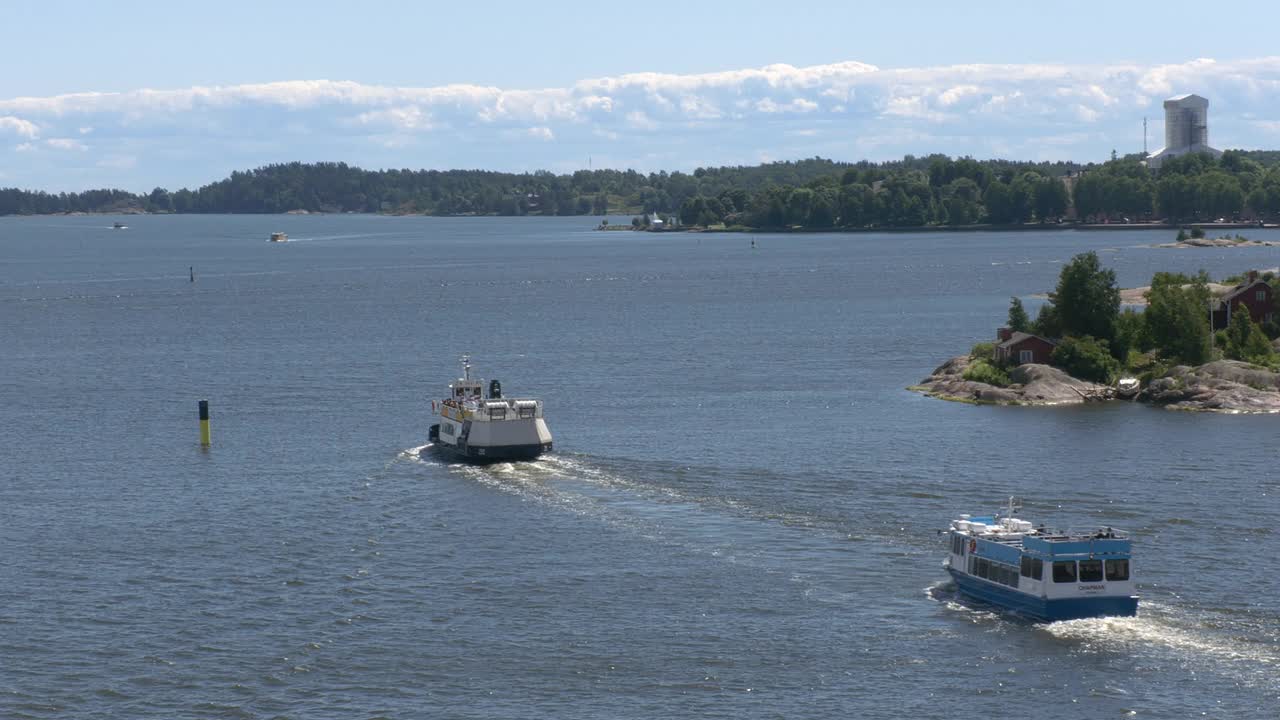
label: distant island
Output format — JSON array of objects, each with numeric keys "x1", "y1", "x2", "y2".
[
  {"x1": 3, "y1": 150, "x2": 1280, "y2": 230},
  {"x1": 1149, "y1": 226, "x2": 1280, "y2": 247},
  {"x1": 912, "y1": 252, "x2": 1280, "y2": 413}
]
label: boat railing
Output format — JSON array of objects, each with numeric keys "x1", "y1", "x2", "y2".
[
  {"x1": 440, "y1": 397, "x2": 542, "y2": 421},
  {"x1": 1052, "y1": 527, "x2": 1128, "y2": 541}
]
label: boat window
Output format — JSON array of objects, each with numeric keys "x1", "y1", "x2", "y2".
[
  {"x1": 977, "y1": 559, "x2": 990, "y2": 579},
  {"x1": 1031, "y1": 558, "x2": 1043, "y2": 580},
  {"x1": 1020, "y1": 557, "x2": 1032, "y2": 577},
  {"x1": 1078, "y1": 559, "x2": 1103, "y2": 582},
  {"x1": 1105, "y1": 559, "x2": 1129, "y2": 581},
  {"x1": 1052, "y1": 561, "x2": 1077, "y2": 583},
  {"x1": 968, "y1": 557, "x2": 976, "y2": 575}
]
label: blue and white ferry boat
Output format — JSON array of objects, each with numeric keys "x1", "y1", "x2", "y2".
[{"x1": 944, "y1": 499, "x2": 1138, "y2": 622}]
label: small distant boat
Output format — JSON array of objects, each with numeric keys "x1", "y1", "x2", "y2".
[
  {"x1": 427, "y1": 355, "x2": 553, "y2": 463},
  {"x1": 944, "y1": 498, "x2": 1138, "y2": 622},
  {"x1": 1116, "y1": 377, "x2": 1140, "y2": 398},
  {"x1": 112, "y1": 222, "x2": 127, "y2": 230},
  {"x1": 269, "y1": 232, "x2": 288, "y2": 242}
]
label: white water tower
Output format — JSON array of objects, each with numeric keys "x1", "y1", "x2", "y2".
[{"x1": 1147, "y1": 93, "x2": 1220, "y2": 170}]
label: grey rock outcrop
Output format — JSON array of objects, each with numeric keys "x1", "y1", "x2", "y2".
[
  {"x1": 911, "y1": 357, "x2": 1108, "y2": 406},
  {"x1": 1138, "y1": 360, "x2": 1280, "y2": 413},
  {"x1": 916, "y1": 354, "x2": 1280, "y2": 413}
]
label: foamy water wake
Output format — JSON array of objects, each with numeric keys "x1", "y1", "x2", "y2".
[
  {"x1": 931, "y1": 583, "x2": 1280, "y2": 691},
  {"x1": 1043, "y1": 605, "x2": 1280, "y2": 688}
]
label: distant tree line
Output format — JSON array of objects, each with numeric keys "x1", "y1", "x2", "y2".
[
  {"x1": 1072, "y1": 150, "x2": 1280, "y2": 223},
  {"x1": 2, "y1": 151, "x2": 1279, "y2": 225}
]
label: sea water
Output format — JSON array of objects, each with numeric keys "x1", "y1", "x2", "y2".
[{"x1": 1, "y1": 214, "x2": 1277, "y2": 718}]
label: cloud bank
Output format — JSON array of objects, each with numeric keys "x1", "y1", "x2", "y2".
[{"x1": 4, "y1": 58, "x2": 1280, "y2": 190}]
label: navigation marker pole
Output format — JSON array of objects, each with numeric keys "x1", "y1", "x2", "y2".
[{"x1": 199, "y1": 399, "x2": 211, "y2": 447}]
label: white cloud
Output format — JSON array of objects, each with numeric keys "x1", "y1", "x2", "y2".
[
  {"x1": 679, "y1": 95, "x2": 722, "y2": 119},
  {"x1": 625, "y1": 111, "x2": 657, "y2": 130},
  {"x1": 14, "y1": 142, "x2": 35, "y2": 152},
  {"x1": 884, "y1": 96, "x2": 949, "y2": 122},
  {"x1": 0, "y1": 115, "x2": 39, "y2": 138},
  {"x1": 6, "y1": 57, "x2": 1280, "y2": 189},
  {"x1": 349, "y1": 105, "x2": 433, "y2": 131},
  {"x1": 938, "y1": 84, "x2": 981, "y2": 106},
  {"x1": 45, "y1": 137, "x2": 88, "y2": 151},
  {"x1": 1075, "y1": 105, "x2": 1101, "y2": 122},
  {"x1": 5, "y1": 58, "x2": 1280, "y2": 137}
]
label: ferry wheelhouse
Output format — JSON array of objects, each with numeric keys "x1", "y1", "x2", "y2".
[
  {"x1": 427, "y1": 356, "x2": 553, "y2": 463},
  {"x1": 945, "y1": 499, "x2": 1138, "y2": 622}
]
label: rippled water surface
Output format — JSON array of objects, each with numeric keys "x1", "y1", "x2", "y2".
[{"x1": 2, "y1": 215, "x2": 1278, "y2": 718}]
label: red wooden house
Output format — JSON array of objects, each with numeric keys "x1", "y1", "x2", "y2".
[
  {"x1": 994, "y1": 328, "x2": 1058, "y2": 365},
  {"x1": 1211, "y1": 271, "x2": 1275, "y2": 330}
]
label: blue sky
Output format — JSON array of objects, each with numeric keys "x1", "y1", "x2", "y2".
[{"x1": 3, "y1": 0, "x2": 1280, "y2": 190}]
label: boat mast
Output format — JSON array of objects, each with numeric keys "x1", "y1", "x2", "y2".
[
  {"x1": 1005, "y1": 496, "x2": 1022, "y2": 518},
  {"x1": 461, "y1": 354, "x2": 471, "y2": 382}
]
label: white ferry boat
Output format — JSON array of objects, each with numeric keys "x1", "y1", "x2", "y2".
[
  {"x1": 269, "y1": 232, "x2": 288, "y2": 242},
  {"x1": 944, "y1": 499, "x2": 1138, "y2": 621},
  {"x1": 427, "y1": 356, "x2": 553, "y2": 463}
]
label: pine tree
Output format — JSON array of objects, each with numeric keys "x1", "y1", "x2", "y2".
[{"x1": 1007, "y1": 297, "x2": 1031, "y2": 333}]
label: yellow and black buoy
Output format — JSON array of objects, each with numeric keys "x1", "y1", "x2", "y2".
[{"x1": 198, "y1": 399, "x2": 211, "y2": 446}]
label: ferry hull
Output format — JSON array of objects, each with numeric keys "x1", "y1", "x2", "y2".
[
  {"x1": 948, "y1": 568, "x2": 1137, "y2": 622},
  {"x1": 432, "y1": 442, "x2": 551, "y2": 464},
  {"x1": 428, "y1": 425, "x2": 551, "y2": 464}
]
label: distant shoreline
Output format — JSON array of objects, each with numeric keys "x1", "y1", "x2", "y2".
[
  {"x1": 600, "y1": 221, "x2": 1277, "y2": 234},
  {"x1": 6, "y1": 212, "x2": 1277, "y2": 236}
]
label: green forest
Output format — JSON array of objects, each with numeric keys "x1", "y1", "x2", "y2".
[{"x1": 3, "y1": 150, "x2": 1280, "y2": 227}]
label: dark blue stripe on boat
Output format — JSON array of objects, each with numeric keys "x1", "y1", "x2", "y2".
[
  {"x1": 432, "y1": 442, "x2": 551, "y2": 464},
  {"x1": 948, "y1": 568, "x2": 1137, "y2": 622}
]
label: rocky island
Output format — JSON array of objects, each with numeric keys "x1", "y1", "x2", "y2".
[
  {"x1": 914, "y1": 354, "x2": 1280, "y2": 413},
  {"x1": 913, "y1": 252, "x2": 1280, "y2": 413},
  {"x1": 912, "y1": 355, "x2": 1110, "y2": 406},
  {"x1": 1151, "y1": 227, "x2": 1280, "y2": 248}
]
